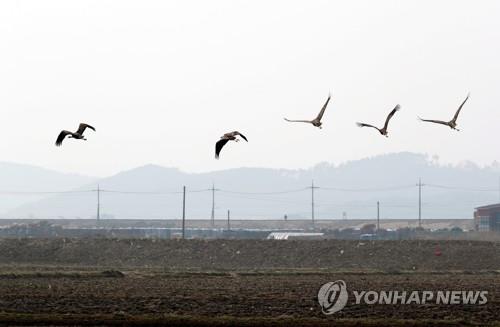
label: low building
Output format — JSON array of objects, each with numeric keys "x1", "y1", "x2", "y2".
[
  {"x1": 474, "y1": 204, "x2": 500, "y2": 232},
  {"x1": 267, "y1": 232, "x2": 324, "y2": 240}
]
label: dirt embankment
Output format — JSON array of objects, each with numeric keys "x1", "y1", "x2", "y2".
[{"x1": 0, "y1": 238, "x2": 498, "y2": 271}]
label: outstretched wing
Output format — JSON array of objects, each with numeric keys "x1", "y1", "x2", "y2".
[
  {"x1": 356, "y1": 122, "x2": 380, "y2": 131},
  {"x1": 383, "y1": 104, "x2": 400, "y2": 130},
  {"x1": 234, "y1": 131, "x2": 248, "y2": 142},
  {"x1": 284, "y1": 118, "x2": 313, "y2": 124},
  {"x1": 55, "y1": 130, "x2": 73, "y2": 146},
  {"x1": 452, "y1": 93, "x2": 469, "y2": 123},
  {"x1": 418, "y1": 117, "x2": 449, "y2": 126},
  {"x1": 76, "y1": 123, "x2": 96, "y2": 135},
  {"x1": 315, "y1": 93, "x2": 331, "y2": 121},
  {"x1": 215, "y1": 139, "x2": 230, "y2": 159}
]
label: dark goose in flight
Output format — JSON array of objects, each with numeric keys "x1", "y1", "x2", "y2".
[
  {"x1": 56, "y1": 123, "x2": 96, "y2": 146},
  {"x1": 284, "y1": 93, "x2": 331, "y2": 129},
  {"x1": 215, "y1": 131, "x2": 248, "y2": 159},
  {"x1": 356, "y1": 104, "x2": 401, "y2": 137},
  {"x1": 419, "y1": 93, "x2": 470, "y2": 131}
]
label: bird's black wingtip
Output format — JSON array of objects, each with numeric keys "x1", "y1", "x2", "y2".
[{"x1": 83, "y1": 123, "x2": 96, "y2": 131}]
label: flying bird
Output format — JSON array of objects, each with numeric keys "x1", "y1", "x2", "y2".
[
  {"x1": 356, "y1": 104, "x2": 401, "y2": 137},
  {"x1": 215, "y1": 131, "x2": 248, "y2": 159},
  {"x1": 284, "y1": 93, "x2": 331, "y2": 128},
  {"x1": 418, "y1": 93, "x2": 470, "y2": 131},
  {"x1": 55, "y1": 123, "x2": 96, "y2": 146}
]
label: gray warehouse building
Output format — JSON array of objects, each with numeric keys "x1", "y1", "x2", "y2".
[{"x1": 474, "y1": 204, "x2": 500, "y2": 232}]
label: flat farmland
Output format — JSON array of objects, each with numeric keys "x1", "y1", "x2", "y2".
[{"x1": 0, "y1": 239, "x2": 498, "y2": 326}]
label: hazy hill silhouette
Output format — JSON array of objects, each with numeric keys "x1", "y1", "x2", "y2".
[
  {"x1": 0, "y1": 162, "x2": 95, "y2": 215},
  {"x1": 5, "y1": 153, "x2": 500, "y2": 220}
]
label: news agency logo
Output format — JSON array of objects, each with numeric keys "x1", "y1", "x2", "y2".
[
  {"x1": 317, "y1": 280, "x2": 349, "y2": 314},
  {"x1": 318, "y1": 280, "x2": 488, "y2": 315}
]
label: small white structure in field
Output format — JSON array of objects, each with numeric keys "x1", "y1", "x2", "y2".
[{"x1": 267, "y1": 232, "x2": 324, "y2": 240}]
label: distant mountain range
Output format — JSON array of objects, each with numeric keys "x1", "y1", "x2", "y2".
[
  {"x1": 0, "y1": 162, "x2": 96, "y2": 215},
  {"x1": 3, "y1": 153, "x2": 500, "y2": 220}
]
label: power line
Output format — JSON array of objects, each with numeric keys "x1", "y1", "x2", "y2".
[
  {"x1": 217, "y1": 192, "x2": 310, "y2": 205},
  {"x1": 97, "y1": 184, "x2": 499, "y2": 194},
  {"x1": 100, "y1": 190, "x2": 181, "y2": 195},
  {"x1": 0, "y1": 190, "x2": 94, "y2": 195},
  {"x1": 95, "y1": 188, "x2": 213, "y2": 195},
  {"x1": 319, "y1": 185, "x2": 415, "y2": 192},
  {"x1": 3, "y1": 182, "x2": 499, "y2": 196},
  {"x1": 425, "y1": 184, "x2": 498, "y2": 192},
  {"x1": 4, "y1": 180, "x2": 500, "y2": 222},
  {"x1": 313, "y1": 201, "x2": 416, "y2": 208},
  {"x1": 218, "y1": 188, "x2": 308, "y2": 195}
]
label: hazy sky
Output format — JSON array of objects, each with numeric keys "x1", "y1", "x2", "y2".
[{"x1": 1, "y1": 1, "x2": 499, "y2": 177}]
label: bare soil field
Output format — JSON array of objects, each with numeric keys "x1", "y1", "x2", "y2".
[
  {"x1": 0, "y1": 239, "x2": 498, "y2": 326},
  {"x1": 0, "y1": 238, "x2": 499, "y2": 271}
]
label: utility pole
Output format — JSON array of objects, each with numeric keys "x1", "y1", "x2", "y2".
[
  {"x1": 377, "y1": 201, "x2": 380, "y2": 234},
  {"x1": 417, "y1": 178, "x2": 423, "y2": 228},
  {"x1": 96, "y1": 184, "x2": 100, "y2": 224},
  {"x1": 310, "y1": 180, "x2": 319, "y2": 228},
  {"x1": 227, "y1": 209, "x2": 230, "y2": 231},
  {"x1": 182, "y1": 186, "x2": 186, "y2": 239},
  {"x1": 498, "y1": 176, "x2": 500, "y2": 203},
  {"x1": 210, "y1": 184, "x2": 216, "y2": 228}
]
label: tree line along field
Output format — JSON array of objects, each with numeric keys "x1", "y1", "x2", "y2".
[{"x1": 0, "y1": 239, "x2": 498, "y2": 326}]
